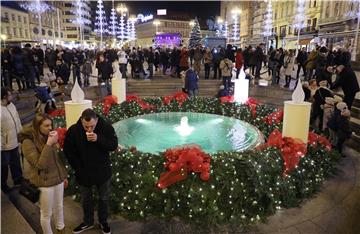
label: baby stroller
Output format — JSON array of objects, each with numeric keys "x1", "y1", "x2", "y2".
[{"x1": 34, "y1": 84, "x2": 57, "y2": 114}]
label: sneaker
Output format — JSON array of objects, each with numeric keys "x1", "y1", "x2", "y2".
[
  {"x1": 100, "y1": 223, "x2": 111, "y2": 234},
  {"x1": 73, "y1": 223, "x2": 94, "y2": 234}
]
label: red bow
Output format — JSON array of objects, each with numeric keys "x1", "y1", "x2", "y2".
[
  {"x1": 126, "y1": 95, "x2": 154, "y2": 110},
  {"x1": 162, "y1": 92, "x2": 188, "y2": 106},
  {"x1": 102, "y1": 95, "x2": 118, "y2": 115},
  {"x1": 49, "y1": 109, "x2": 65, "y2": 117},
  {"x1": 266, "y1": 129, "x2": 307, "y2": 175},
  {"x1": 55, "y1": 127, "x2": 67, "y2": 149},
  {"x1": 308, "y1": 132, "x2": 332, "y2": 151},
  {"x1": 157, "y1": 145, "x2": 211, "y2": 189},
  {"x1": 245, "y1": 97, "x2": 259, "y2": 117},
  {"x1": 220, "y1": 95, "x2": 234, "y2": 103},
  {"x1": 262, "y1": 109, "x2": 284, "y2": 125}
]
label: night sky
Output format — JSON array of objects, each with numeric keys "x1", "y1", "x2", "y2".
[{"x1": 100, "y1": 1, "x2": 220, "y2": 20}]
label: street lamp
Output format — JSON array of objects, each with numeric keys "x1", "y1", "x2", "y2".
[
  {"x1": 189, "y1": 20, "x2": 195, "y2": 27},
  {"x1": 231, "y1": 8, "x2": 241, "y2": 43},
  {"x1": 1, "y1": 34, "x2": 7, "y2": 47},
  {"x1": 153, "y1": 20, "x2": 160, "y2": 35}
]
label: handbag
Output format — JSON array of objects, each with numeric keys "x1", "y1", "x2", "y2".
[{"x1": 19, "y1": 179, "x2": 40, "y2": 203}]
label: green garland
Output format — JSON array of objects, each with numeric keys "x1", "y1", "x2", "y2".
[{"x1": 57, "y1": 97, "x2": 339, "y2": 228}]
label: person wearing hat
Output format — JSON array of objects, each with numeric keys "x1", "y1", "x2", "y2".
[{"x1": 331, "y1": 64, "x2": 359, "y2": 110}]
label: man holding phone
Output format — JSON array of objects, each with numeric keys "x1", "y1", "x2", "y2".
[{"x1": 63, "y1": 108, "x2": 118, "y2": 234}]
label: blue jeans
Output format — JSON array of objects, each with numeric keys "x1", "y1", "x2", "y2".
[
  {"x1": 80, "y1": 179, "x2": 111, "y2": 225},
  {"x1": 188, "y1": 89, "x2": 199, "y2": 98},
  {"x1": 1, "y1": 147, "x2": 23, "y2": 190},
  {"x1": 120, "y1": 64, "x2": 127, "y2": 78}
]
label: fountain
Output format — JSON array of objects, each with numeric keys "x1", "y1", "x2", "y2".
[
  {"x1": 113, "y1": 112, "x2": 264, "y2": 153},
  {"x1": 174, "y1": 116, "x2": 194, "y2": 137}
]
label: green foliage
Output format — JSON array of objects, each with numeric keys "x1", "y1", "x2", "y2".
[{"x1": 63, "y1": 96, "x2": 339, "y2": 228}]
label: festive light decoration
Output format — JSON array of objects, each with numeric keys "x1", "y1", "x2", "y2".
[
  {"x1": 116, "y1": 4, "x2": 128, "y2": 42},
  {"x1": 231, "y1": 9, "x2": 241, "y2": 42},
  {"x1": 293, "y1": 0, "x2": 306, "y2": 53},
  {"x1": 154, "y1": 33, "x2": 182, "y2": 47},
  {"x1": 71, "y1": 0, "x2": 91, "y2": 44},
  {"x1": 188, "y1": 17, "x2": 202, "y2": 48},
  {"x1": 109, "y1": 8, "x2": 118, "y2": 37},
  {"x1": 224, "y1": 21, "x2": 229, "y2": 39},
  {"x1": 20, "y1": 0, "x2": 53, "y2": 39},
  {"x1": 57, "y1": 96, "x2": 339, "y2": 228},
  {"x1": 263, "y1": 0, "x2": 273, "y2": 37},
  {"x1": 126, "y1": 18, "x2": 132, "y2": 41},
  {"x1": 94, "y1": 0, "x2": 108, "y2": 47},
  {"x1": 129, "y1": 16, "x2": 137, "y2": 40}
]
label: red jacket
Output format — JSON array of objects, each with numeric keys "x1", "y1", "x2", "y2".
[
  {"x1": 180, "y1": 49, "x2": 189, "y2": 68},
  {"x1": 235, "y1": 52, "x2": 243, "y2": 69}
]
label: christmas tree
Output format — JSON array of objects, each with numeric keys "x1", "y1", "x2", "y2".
[{"x1": 188, "y1": 17, "x2": 202, "y2": 48}]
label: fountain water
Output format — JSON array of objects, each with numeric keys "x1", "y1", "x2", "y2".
[{"x1": 174, "y1": 116, "x2": 194, "y2": 137}]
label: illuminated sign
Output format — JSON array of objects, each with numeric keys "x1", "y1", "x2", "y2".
[
  {"x1": 137, "y1": 14, "x2": 154, "y2": 22},
  {"x1": 157, "y1": 9, "x2": 167, "y2": 15}
]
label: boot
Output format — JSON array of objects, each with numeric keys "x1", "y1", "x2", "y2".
[{"x1": 56, "y1": 227, "x2": 66, "y2": 234}]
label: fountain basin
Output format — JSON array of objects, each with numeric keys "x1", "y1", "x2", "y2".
[{"x1": 113, "y1": 112, "x2": 264, "y2": 154}]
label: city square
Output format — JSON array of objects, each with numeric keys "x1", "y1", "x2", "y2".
[{"x1": 1, "y1": 1, "x2": 360, "y2": 234}]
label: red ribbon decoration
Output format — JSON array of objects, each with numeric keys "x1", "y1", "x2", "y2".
[
  {"x1": 102, "y1": 95, "x2": 118, "y2": 115},
  {"x1": 308, "y1": 132, "x2": 332, "y2": 151},
  {"x1": 220, "y1": 95, "x2": 234, "y2": 104},
  {"x1": 266, "y1": 129, "x2": 307, "y2": 175},
  {"x1": 55, "y1": 127, "x2": 67, "y2": 149},
  {"x1": 245, "y1": 97, "x2": 259, "y2": 117},
  {"x1": 157, "y1": 146, "x2": 211, "y2": 189},
  {"x1": 49, "y1": 109, "x2": 65, "y2": 117},
  {"x1": 262, "y1": 109, "x2": 284, "y2": 125},
  {"x1": 126, "y1": 95, "x2": 154, "y2": 110},
  {"x1": 162, "y1": 92, "x2": 188, "y2": 106}
]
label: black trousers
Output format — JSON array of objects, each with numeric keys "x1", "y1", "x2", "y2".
[{"x1": 1, "y1": 147, "x2": 23, "y2": 190}]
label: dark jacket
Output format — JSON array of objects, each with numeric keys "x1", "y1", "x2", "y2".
[
  {"x1": 185, "y1": 69, "x2": 198, "y2": 91},
  {"x1": 63, "y1": 117, "x2": 118, "y2": 186},
  {"x1": 55, "y1": 63, "x2": 70, "y2": 84},
  {"x1": 312, "y1": 87, "x2": 333, "y2": 116},
  {"x1": 97, "y1": 61, "x2": 113, "y2": 80},
  {"x1": 331, "y1": 66, "x2": 360, "y2": 95}
]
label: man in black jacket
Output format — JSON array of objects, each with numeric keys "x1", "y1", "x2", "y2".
[
  {"x1": 331, "y1": 64, "x2": 360, "y2": 110},
  {"x1": 64, "y1": 108, "x2": 118, "y2": 234},
  {"x1": 96, "y1": 54, "x2": 113, "y2": 95}
]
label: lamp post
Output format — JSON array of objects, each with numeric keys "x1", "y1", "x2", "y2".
[
  {"x1": 231, "y1": 8, "x2": 241, "y2": 44},
  {"x1": 153, "y1": 20, "x2": 160, "y2": 35},
  {"x1": 351, "y1": 1, "x2": 360, "y2": 61},
  {"x1": 189, "y1": 20, "x2": 195, "y2": 28},
  {"x1": 116, "y1": 4, "x2": 128, "y2": 43}
]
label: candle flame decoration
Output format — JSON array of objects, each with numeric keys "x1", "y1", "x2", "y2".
[
  {"x1": 292, "y1": 79, "x2": 305, "y2": 103},
  {"x1": 233, "y1": 68, "x2": 249, "y2": 103},
  {"x1": 71, "y1": 78, "x2": 85, "y2": 103}
]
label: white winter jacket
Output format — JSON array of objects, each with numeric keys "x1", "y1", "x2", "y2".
[
  {"x1": 1, "y1": 103, "x2": 22, "y2": 151},
  {"x1": 118, "y1": 51, "x2": 128, "y2": 64}
]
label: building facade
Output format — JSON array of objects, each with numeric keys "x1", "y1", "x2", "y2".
[{"x1": 1, "y1": 6, "x2": 31, "y2": 44}]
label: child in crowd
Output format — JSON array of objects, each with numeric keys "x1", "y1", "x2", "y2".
[
  {"x1": 184, "y1": 68, "x2": 199, "y2": 98},
  {"x1": 327, "y1": 102, "x2": 352, "y2": 156},
  {"x1": 82, "y1": 59, "x2": 92, "y2": 87},
  {"x1": 215, "y1": 85, "x2": 229, "y2": 98},
  {"x1": 322, "y1": 97, "x2": 335, "y2": 133}
]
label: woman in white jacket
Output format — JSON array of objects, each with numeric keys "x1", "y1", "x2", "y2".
[
  {"x1": 1, "y1": 88, "x2": 23, "y2": 193},
  {"x1": 284, "y1": 50, "x2": 295, "y2": 88},
  {"x1": 117, "y1": 49, "x2": 128, "y2": 78}
]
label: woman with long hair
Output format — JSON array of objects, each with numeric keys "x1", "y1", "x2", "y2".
[{"x1": 18, "y1": 113, "x2": 67, "y2": 234}]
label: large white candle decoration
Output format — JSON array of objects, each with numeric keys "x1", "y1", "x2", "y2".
[
  {"x1": 282, "y1": 79, "x2": 311, "y2": 143},
  {"x1": 233, "y1": 67, "x2": 249, "y2": 103},
  {"x1": 64, "y1": 77, "x2": 92, "y2": 128},
  {"x1": 111, "y1": 62, "x2": 126, "y2": 103}
]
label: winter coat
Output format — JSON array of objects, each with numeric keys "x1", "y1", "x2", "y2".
[
  {"x1": 12, "y1": 53, "x2": 25, "y2": 75},
  {"x1": 147, "y1": 51, "x2": 155, "y2": 64},
  {"x1": 328, "y1": 109, "x2": 352, "y2": 139},
  {"x1": 63, "y1": 117, "x2": 118, "y2": 186},
  {"x1": 284, "y1": 55, "x2": 295, "y2": 76},
  {"x1": 305, "y1": 50, "x2": 317, "y2": 70},
  {"x1": 118, "y1": 51, "x2": 128, "y2": 64},
  {"x1": 82, "y1": 61, "x2": 93, "y2": 75},
  {"x1": 322, "y1": 103, "x2": 334, "y2": 131},
  {"x1": 18, "y1": 127, "x2": 67, "y2": 188},
  {"x1": 193, "y1": 49, "x2": 202, "y2": 62},
  {"x1": 331, "y1": 66, "x2": 360, "y2": 96},
  {"x1": 219, "y1": 58, "x2": 234, "y2": 77},
  {"x1": 185, "y1": 69, "x2": 199, "y2": 91},
  {"x1": 204, "y1": 50, "x2": 212, "y2": 64},
  {"x1": 296, "y1": 51, "x2": 308, "y2": 65},
  {"x1": 97, "y1": 61, "x2": 113, "y2": 80},
  {"x1": 312, "y1": 87, "x2": 333, "y2": 117},
  {"x1": 55, "y1": 63, "x2": 70, "y2": 85},
  {"x1": 235, "y1": 52, "x2": 243, "y2": 69},
  {"x1": 180, "y1": 49, "x2": 189, "y2": 68},
  {"x1": 1, "y1": 103, "x2": 22, "y2": 151},
  {"x1": 45, "y1": 50, "x2": 57, "y2": 68}
]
